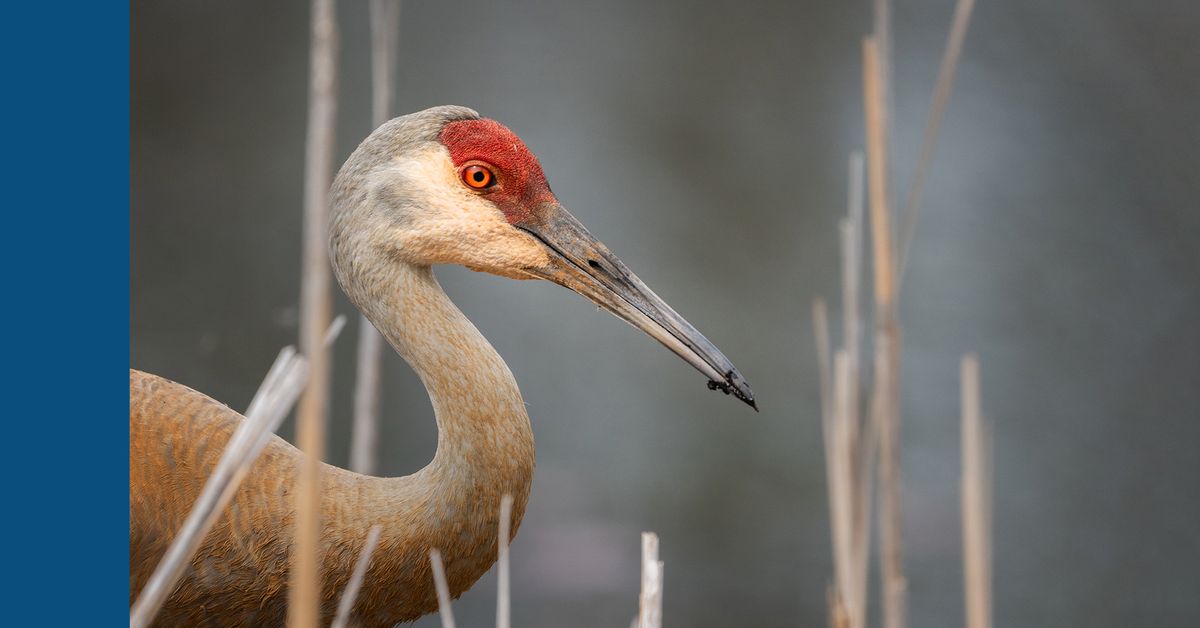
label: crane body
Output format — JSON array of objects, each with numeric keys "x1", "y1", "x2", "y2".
[{"x1": 130, "y1": 106, "x2": 753, "y2": 626}]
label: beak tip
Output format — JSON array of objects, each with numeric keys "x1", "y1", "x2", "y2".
[{"x1": 706, "y1": 374, "x2": 757, "y2": 411}]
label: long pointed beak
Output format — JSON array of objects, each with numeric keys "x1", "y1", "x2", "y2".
[{"x1": 517, "y1": 202, "x2": 756, "y2": 410}]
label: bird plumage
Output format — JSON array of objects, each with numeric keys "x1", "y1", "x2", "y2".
[
  {"x1": 131, "y1": 105, "x2": 752, "y2": 626},
  {"x1": 130, "y1": 254, "x2": 535, "y2": 626}
]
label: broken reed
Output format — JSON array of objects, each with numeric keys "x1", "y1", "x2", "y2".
[
  {"x1": 961, "y1": 355, "x2": 992, "y2": 628},
  {"x1": 637, "y1": 532, "x2": 664, "y2": 628},
  {"x1": 331, "y1": 524, "x2": 384, "y2": 628},
  {"x1": 497, "y1": 494, "x2": 514, "y2": 628},
  {"x1": 429, "y1": 549, "x2": 458, "y2": 628},
  {"x1": 417, "y1": 495, "x2": 542, "y2": 628},
  {"x1": 419, "y1": 514, "x2": 665, "y2": 628}
]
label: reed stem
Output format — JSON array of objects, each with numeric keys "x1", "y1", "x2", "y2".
[{"x1": 289, "y1": 0, "x2": 339, "y2": 625}]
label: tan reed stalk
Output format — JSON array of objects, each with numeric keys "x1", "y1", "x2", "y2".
[
  {"x1": 817, "y1": 150, "x2": 876, "y2": 628},
  {"x1": 350, "y1": 0, "x2": 402, "y2": 476},
  {"x1": 130, "y1": 348, "x2": 310, "y2": 628},
  {"x1": 815, "y1": 299, "x2": 851, "y2": 626},
  {"x1": 429, "y1": 549, "x2": 457, "y2": 628},
  {"x1": 870, "y1": 327, "x2": 904, "y2": 628},
  {"x1": 862, "y1": 38, "x2": 896, "y2": 309},
  {"x1": 323, "y1": 313, "x2": 346, "y2": 348},
  {"x1": 350, "y1": 316, "x2": 383, "y2": 474},
  {"x1": 843, "y1": 152, "x2": 865, "y2": 375},
  {"x1": 831, "y1": 351, "x2": 858, "y2": 625},
  {"x1": 331, "y1": 524, "x2": 384, "y2": 628},
  {"x1": 871, "y1": 0, "x2": 893, "y2": 205},
  {"x1": 814, "y1": 299, "x2": 833, "y2": 437},
  {"x1": 811, "y1": 299, "x2": 836, "y2": 539},
  {"x1": 961, "y1": 354, "x2": 992, "y2": 628},
  {"x1": 638, "y1": 532, "x2": 663, "y2": 628},
  {"x1": 840, "y1": 170, "x2": 864, "y2": 465},
  {"x1": 289, "y1": 0, "x2": 339, "y2": 625},
  {"x1": 368, "y1": 0, "x2": 399, "y2": 128},
  {"x1": 849, "y1": 407, "x2": 878, "y2": 628},
  {"x1": 864, "y1": 34, "x2": 908, "y2": 628},
  {"x1": 843, "y1": 152, "x2": 876, "y2": 628},
  {"x1": 497, "y1": 494, "x2": 514, "y2": 628},
  {"x1": 828, "y1": 586, "x2": 851, "y2": 628},
  {"x1": 820, "y1": 5, "x2": 978, "y2": 627},
  {"x1": 897, "y1": 0, "x2": 977, "y2": 291}
]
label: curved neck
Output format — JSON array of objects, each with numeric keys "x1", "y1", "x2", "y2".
[
  {"x1": 343, "y1": 262, "x2": 535, "y2": 588},
  {"x1": 367, "y1": 263, "x2": 535, "y2": 487}
]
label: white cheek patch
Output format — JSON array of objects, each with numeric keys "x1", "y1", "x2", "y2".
[
  {"x1": 400, "y1": 145, "x2": 508, "y2": 224},
  {"x1": 382, "y1": 145, "x2": 550, "y2": 271}
]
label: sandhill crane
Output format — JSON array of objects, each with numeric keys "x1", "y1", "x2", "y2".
[{"x1": 130, "y1": 105, "x2": 755, "y2": 626}]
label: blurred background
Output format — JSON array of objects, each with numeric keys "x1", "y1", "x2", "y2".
[{"x1": 131, "y1": 1, "x2": 1199, "y2": 626}]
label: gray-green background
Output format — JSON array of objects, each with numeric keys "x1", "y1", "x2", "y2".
[{"x1": 132, "y1": 1, "x2": 1199, "y2": 626}]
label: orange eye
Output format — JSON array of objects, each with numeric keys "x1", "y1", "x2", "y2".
[{"x1": 462, "y1": 165, "x2": 495, "y2": 189}]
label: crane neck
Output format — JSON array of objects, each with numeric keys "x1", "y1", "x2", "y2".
[
  {"x1": 326, "y1": 169, "x2": 535, "y2": 615},
  {"x1": 344, "y1": 260, "x2": 535, "y2": 550},
  {"x1": 375, "y1": 262, "x2": 534, "y2": 484}
]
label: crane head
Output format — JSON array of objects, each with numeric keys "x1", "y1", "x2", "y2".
[{"x1": 331, "y1": 105, "x2": 755, "y2": 410}]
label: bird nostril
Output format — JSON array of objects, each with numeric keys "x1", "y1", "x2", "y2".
[{"x1": 587, "y1": 259, "x2": 602, "y2": 270}]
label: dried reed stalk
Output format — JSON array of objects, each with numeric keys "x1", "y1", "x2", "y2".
[
  {"x1": 350, "y1": 322, "x2": 382, "y2": 475},
  {"x1": 813, "y1": 299, "x2": 833, "y2": 436},
  {"x1": 816, "y1": 150, "x2": 877, "y2": 628},
  {"x1": 350, "y1": 321, "x2": 381, "y2": 475},
  {"x1": 369, "y1": 0, "x2": 400, "y2": 127},
  {"x1": 849, "y1": 399, "x2": 878, "y2": 628},
  {"x1": 897, "y1": 0, "x2": 977, "y2": 290},
  {"x1": 830, "y1": 347, "x2": 879, "y2": 628},
  {"x1": 862, "y1": 38, "x2": 896, "y2": 309},
  {"x1": 819, "y1": 5, "x2": 978, "y2": 627},
  {"x1": 864, "y1": 34, "x2": 908, "y2": 628},
  {"x1": 814, "y1": 299, "x2": 849, "y2": 626},
  {"x1": 130, "y1": 348, "x2": 310, "y2": 628},
  {"x1": 331, "y1": 524, "x2": 384, "y2": 628},
  {"x1": 869, "y1": 328, "x2": 904, "y2": 628},
  {"x1": 843, "y1": 152, "x2": 865, "y2": 375},
  {"x1": 842, "y1": 152, "x2": 876, "y2": 628},
  {"x1": 323, "y1": 314, "x2": 347, "y2": 348},
  {"x1": 350, "y1": 0, "x2": 402, "y2": 476},
  {"x1": 429, "y1": 549, "x2": 457, "y2": 628},
  {"x1": 289, "y1": 0, "x2": 339, "y2": 625},
  {"x1": 638, "y1": 532, "x2": 663, "y2": 628},
  {"x1": 830, "y1": 351, "x2": 857, "y2": 622},
  {"x1": 871, "y1": 0, "x2": 893, "y2": 203},
  {"x1": 961, "y1": 354, "x2": 992, "y2": 628},
  {"x1": 497, "y1": 494, "x2": 514, "y2": 628},
  {"x1": 827, "y1": 586, "x2": 851, "y2": 628}
]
